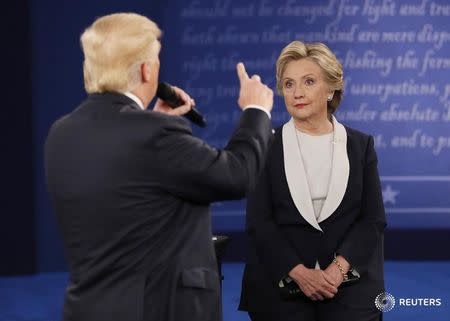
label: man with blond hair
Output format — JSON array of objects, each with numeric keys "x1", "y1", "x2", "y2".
[{"x1": 45, "y1": 12, "x2": 273, "y2": 321}]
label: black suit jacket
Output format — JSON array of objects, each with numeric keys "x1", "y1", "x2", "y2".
[
  {"x1": 45, "y1": 92, "x2": 272, "y2": 321},
  {"x1": 239, "y1": 120, "x2": 386, "y2": 312}
]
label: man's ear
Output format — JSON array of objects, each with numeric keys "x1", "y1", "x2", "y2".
[{"x1": 141, "y1": 62, "x2": 152, "y2": 83}]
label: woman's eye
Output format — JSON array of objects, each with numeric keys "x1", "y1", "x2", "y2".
[
  {"x1": 305, "y1": 78, "x2": 315, "y2": 86},
  {"x1": 284, "y1": 81, "x2": 294, "y2": 88}
]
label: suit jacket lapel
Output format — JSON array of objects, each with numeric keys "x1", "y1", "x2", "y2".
[
  {"x1": 317, "y1": 116, "x2": 349, "y2": 223},
  {"x1": 282, "y1": 119, "x2": 322, "y2": 231}
]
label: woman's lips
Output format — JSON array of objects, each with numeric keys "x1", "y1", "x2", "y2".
[{"x1": 294, "y1": 103, "x2": 309, "y2": 109}]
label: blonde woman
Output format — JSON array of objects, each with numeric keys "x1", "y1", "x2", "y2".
[{"x1": 239, "y1": 41, "x2": 386, "y2": 321}]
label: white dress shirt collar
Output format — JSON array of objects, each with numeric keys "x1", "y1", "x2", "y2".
[{"x1": 123, "y1": 92, "x2": 145, "y2": 110}]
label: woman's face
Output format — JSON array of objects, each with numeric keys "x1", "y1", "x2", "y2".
[{"x1": 281, "y1": 58, "x2": 333, "y2": 123}]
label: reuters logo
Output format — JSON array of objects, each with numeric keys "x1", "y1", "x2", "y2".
[{"x1": 375, "y1": 292, "x2": 396, "y2": 312}]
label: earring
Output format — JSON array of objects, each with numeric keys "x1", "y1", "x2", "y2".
[{"x1": 327, "y1": 95, "x2": 333, "y2": 102}]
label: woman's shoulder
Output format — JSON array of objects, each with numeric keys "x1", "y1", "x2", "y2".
[
  {"x1": 267, "y1": 125, "x2": 282, "y2": 145},
  {"x1": 264, "y1": 126, "x2": 284, "y2": 165},
  {"x1": 340, "y1": 123, "x2": 377, "y2": 156},
  {"x1": 342, "y1": 124, "x2": 372, "y2": 143}
]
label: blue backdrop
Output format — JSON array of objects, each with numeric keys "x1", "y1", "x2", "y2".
[{"x1": 31, "y1": 0, "x2": 450, "y2": 272}]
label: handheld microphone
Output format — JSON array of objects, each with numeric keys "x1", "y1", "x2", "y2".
[{"x1": 156, "y1": 82, "x2": 207, "y2": 127}]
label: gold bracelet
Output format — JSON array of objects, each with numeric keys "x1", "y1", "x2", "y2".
[{"x1": 332, "y1": 258, "x2": 348, "y2": 281}]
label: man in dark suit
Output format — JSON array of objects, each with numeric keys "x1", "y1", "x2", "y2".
[{"x1": 45, "y1": 13, "x2": 273, "y2": 321}]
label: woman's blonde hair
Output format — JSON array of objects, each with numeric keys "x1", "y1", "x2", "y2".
[
  {"x1": 276, "y1": 41, "x2": 344, "y2": 114},
  {"x1": 81, "y1": 13, "x2": 161, "y2": 93}
]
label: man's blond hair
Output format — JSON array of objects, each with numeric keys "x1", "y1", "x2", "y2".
[{"x1": 81, "y1": 13, "x2": 161, "y2": 93}]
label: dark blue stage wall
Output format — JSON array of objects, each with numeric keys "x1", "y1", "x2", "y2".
[{"x1": 33, "y1": 0, "x2": 450, "y2": 271}]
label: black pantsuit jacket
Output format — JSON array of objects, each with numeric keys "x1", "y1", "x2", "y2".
[
  {"x1": 45, "y1": 92, "x2": 272, "y2": 321},
  {"x1": 239, "y1": 117, "x2": 386, "y2": 315}
]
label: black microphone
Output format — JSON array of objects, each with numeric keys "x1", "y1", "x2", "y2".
[{"x1": 156, "y1": 82, "x2": 206, "y2": 127}]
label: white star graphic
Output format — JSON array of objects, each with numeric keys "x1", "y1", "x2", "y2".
[{"x1": 382, "y1": 185, "x2": 399, "y2": 205}]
